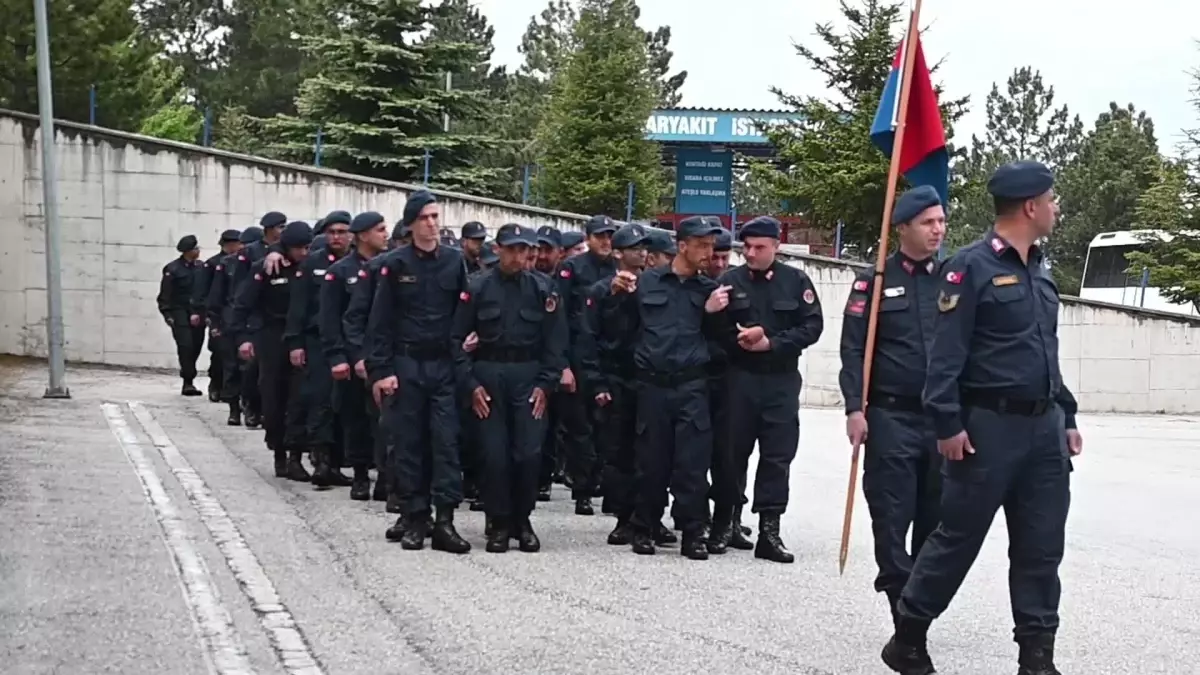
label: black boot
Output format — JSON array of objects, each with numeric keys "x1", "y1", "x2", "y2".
[
  {"x1": 385, "y1": 492, "x2": 402, "y2": 514},
  {"x1": 327, "y1": 467, "x2": 352, "y2": 487},
  {"x1": 372, "y1": 470, "x2": 389, "y2": 501},
  {"x1": 729, "y1": 504, "x2": 754, "y2": 550},
  {"x1": 350, "y1": 467, "x2": 371, "y2": 501},
  {"x1": 399, "y1": 513, "x2": 427, "y2": 550},
  {"x1": 227, "y1": 401, "x2": 242, "y2": 426},
  {"x1": 680, "y1": 528, "x2": 709, "y2": 561},
  {"x1": 181, "y1": 379, "x2": 202, "y2": 396},
  {"x1": 515, "y1": 516, "x2": 540, "y2": 553},
  {"x1": 310, "y1": 446, "x2": 333, "y2": 489},
  {"x1": 285, "y1": 449, "x2": 311, "y2": 483},
  {"x1": 244, "y1": 410, "x2": 261, "y2": 429},
  {"x1": 607, "y1": 518, "x2": 633, "y2": 546},
  {"x1": 273, "y1": 449, "x2": 288, "y2": 478},
  {"x1": 537, "y1": 484, "x2": 552, "y2": 502},
  {"x1": 653, "y1": 522, "x2": 677, "y2": 545},
  {"x1": 384, "y1": 516, "x2": 406, "y2": 542},
  {"x1": 631, "y1": 526, "x2": 655, "y2": 555},
  {"x1": 430, "y1": 507, "x2": 471, "y2": 554},
  {"x1": 754, "y1": 512, "x2": 794, "y2": 563},
  {"x1": 469, "y1": 498, "x2": 486, "y2": 512},
  {"x1": 707, "y1": 506, "x2": 733, "y2": 555},
  {"x1": 485, "y1": 517, "x2": 509, "y2": 553},
  {"x1": 1016, "y1": 633, "x2": 1061, "y2": 675},
  {"x1": 574, "y1": 498, "x2": 594, "y2": 516},
  {"x1": 887, "y1": 591, "x2": 902, "y2": 630},
  {"x1": 881, "y1": 616, "x2": 936, "y2": 675}
]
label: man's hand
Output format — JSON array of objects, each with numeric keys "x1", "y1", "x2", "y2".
[
  {"x1": 372, "y1": 376, "x2": 398, "y2": 406},
  {"x1": 354, "y1": 360, "x2": 367, "y2": 380},
  {"x1": 610, "y1": 270, "x2": 638, "y2": 294},
  {"x1": 560, "y1": 368, "x2": 576, "y2": 393},
  {"x1": 164, "y1": 316, "x2": 175, "y2": 327},
  {"x1": 736, "y1": 323, "x2": 765, "y2": 347},
  {"x1": 264, "y1": 251, "x2": 288, "y2": 275},
  {"x1": 209, "y1": 327, "x2": 221, "y2": 338},
  {"x1": 289, "y1": 348, "x2": 306, "y2": 368},
  {"x1": 705, "y1": 284, "x2": 732, "y2": 313},
  {"x1": 238, "y1": 341, "x2": 255, "y2": 361},
  {"x1": 594, "y1": 391, "x2": 612, "y2": 407},
  {"x1": 471, "y1": 386, "x2": 492, "y2": 419},
  {"x1": 846, "y1": 411, "x2": 868, "y2": 447},
  {"x1": 331, "y1": 363, "x2": 351, "y2": 381},
  {"x1": 463, "y1": 331, "x2": 479, "y2": 353},
  {"x1": 938, "y1": 431, "x2": 975, "y2": 461},
  {"x1": 1066, "y1": 429, "x2": 1083, "y2": 456},
  {"x1": 189, "y1": 314, "x2": 202, "y2": 327},
  {"x1": 530, "y1": 387, "x2": 548, "y2": 419}
]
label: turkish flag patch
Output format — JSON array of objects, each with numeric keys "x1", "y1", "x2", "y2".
[
  {"x1": 559, "y1": 269, "x2": 571, "y2": 279},
  {"x1": 459, "y1": 291, "x2": 470, "y2": 302},
  {"x1": 852, "y1": 280, "x2": 868, "y2": 292},
  {"x1": 845, "y1": 298, "x2": 866, "y2": 316},
  {"x1": 325, "y1": 273, "x2": 335, "y2": 281},
  {"x1": 380, "y1": 266, "x2": 388, "y2": 276},
  {"x1": 357, "y1": 269, "x2": 368, "y2": 278},
  {"x1": 945, "y1": 270, "x2": 964, "y2": 285},
  {"x1": 254, "y1": 273, "x2": 262, "y2": 281}
]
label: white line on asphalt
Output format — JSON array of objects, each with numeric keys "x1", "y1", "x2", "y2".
[
  {"x1": 102, "y1": 403, "x2": 255, "y2": 675},
  {"x1": 128, "y1": 400, "x2": 326, "y2": 675}
]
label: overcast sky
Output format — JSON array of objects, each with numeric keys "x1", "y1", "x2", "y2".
[{"x1": 474, "y1": 0, "x2": 1200, "y2": 153}]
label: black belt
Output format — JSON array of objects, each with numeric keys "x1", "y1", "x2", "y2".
[
  {"x1": 474, "y1": 345, "x2": 538, "y2": 363},
  {"x1": 730, "y1": 357, "x2": 798, "y2": 375},
  {"x1": 868, "y1": 391, "x2": 923, "y2": 414},
  {"x1": 397, "y1": 342, "x2": 449, "y2": 360},
  {"x1": 962, "y1": 391, "x2": 1053, "y2": 416},
  {"x1": 636, "y1": 365, "x2": 708, "y2": 387}
]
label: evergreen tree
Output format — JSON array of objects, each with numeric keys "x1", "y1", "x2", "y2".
[
  {"x1": 535, "y1": 0, "x2": 666, "y2": 216},
  {"x1": 259, "y1": 0, "x2": 501, "y2": 194}
]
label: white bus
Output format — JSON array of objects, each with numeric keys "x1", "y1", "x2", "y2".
[{"x1": 1078, "y1": 230, "x2": 1198, "y2": 316}]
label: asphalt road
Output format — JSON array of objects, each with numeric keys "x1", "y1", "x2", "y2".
[{"x1": 1, "y1": 359, "x2": 1197, "y2": 675}]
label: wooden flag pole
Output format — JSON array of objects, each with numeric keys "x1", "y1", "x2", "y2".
[{"x1": 838, "y1": 0, "x2": 926, "y2": 576}]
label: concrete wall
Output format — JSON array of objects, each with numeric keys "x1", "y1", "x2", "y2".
[{"x1": 2, "y1": 109, "x2": 1199, "y2": 414}]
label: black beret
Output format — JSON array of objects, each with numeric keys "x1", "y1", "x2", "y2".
[
  {"x1": 536, "y1": 225, "x2": 562, "y2": 248},
  {"x1": 892, "y1": 185, "x2": 943, "y2": 225},
  {"x1": 714, "y1": 229, "x2": 733, "y2": 252},
  {"x1": 461, "y1": 221, "x2": 487, "y2": 240},
  {"x1": 560, "y1": 231, "x2": 585, "y2": 249},
  {"x1": 238, "y1": 226, "x2": 263, "y2": 244},
  {"x1": 647, "y1": 229, "x2": 677, "y2": 255},
  {"x1": 312, "y1": 218, "x2": 327, "y2": 235},
  {"x1": 402, "y1": 190, "x2": 437, "y2": 227},
  {"x1": 219, "y1": 229, "x2": 241, "y2": 243},
  {"x1": 495, "y1": 223, "x2": 537, "y2": 247},
  {"x1": 280, "y1": 220, "x2": 313, "y2": 248},
  {"x1": 391, "y1": 221, "x2": 409, "y2": 240},
  {"x1": 351, "y1": 211, "x2": 385, "y2": 234},
  {"x1": 176, "y1": 234, "x2": 199, "y2": 253},
  {"x1": 737, "y1": 216, "x2": 781, "y2": 241},
  {"x1": 260, "y1": 211, "x2": 287, "y2": 229},
  {"x1": 585, "y1": 215, "x2": 617, "y2": 235},
  {"x1": 320, "y1": 210, "x2": 352, "y2": 235},
  {"x1": 310, "y1": 234, "x2": 327, "y2": 252},
  {"x1": 987, "y1": 160, "x2": 1055, "y2": 201},
  {"x1": 677, "y1": 216, "x2": 724, "y2": 241},
  {"x1": 612, "y1": 224, "x2": 649, "y2": 249}
]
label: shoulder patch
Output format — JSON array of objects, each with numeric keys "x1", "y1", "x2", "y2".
[
  {"x1": 163, "y1": 270, "x2": 170, "y2": 277},
  {"x1": 380, "y1": 265, "x2": 389, "y2": 276},
  {"x1": 802, "y1": 288, "x2": 815, "y2": 304},
  {"x1": 253, "y1": 272, "x2": 262, "y2": 281},
  {"x1": 852, "y1": 279, "x2": 868, "y2": 292},
  {"x1": 559, "y1": 268, "x2": 571, "y2": 279},
  {"x1": 295, "y1": 269, "x2": 302, "y2": 277},
  {"x1": 459, "y1": 291, "x2": 470, "y2": 302},
  {"x1": 215, "y1": 264, "x2": 223, "y2": 271},
  {"x1": 325, "y1": 272, "x2": 335, "y2": 281},
  {"x1": 238, "y1": 255, "x2": 246, "y2": 261},
  {"x1": 545, "y1": 294, "x2": 558, "y2": 313},
  {"x1": 586, "y1": 297, "x2": 593, "y2": 307},
  {"x1": 357, "y1": 269, "x2": 368, "y2": 278},
  {"x1": 945, "y1": 270, "x2": 964, "y2": 285},
  {"x1": 845, "y1": 297, "x2": 866, "y2": 317},
  {"x1": 937, "y1": 290, "x2": 959, "y2": 313}
]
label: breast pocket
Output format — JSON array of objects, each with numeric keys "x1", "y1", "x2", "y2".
[
  {"x1": 640, "y1": 291, "x2": 671, "y2": 327},
  {"x1": 771, "y1": 298, "x2": 800, "y2": 329},
  {"x1": 981, "y1": 284, "x2": 1030, "y2": 327},
  {"x1": 437, "y1": 267, "x2": 461, "y2": 292},
  {"x1": 516, "y1": 307, "x2": 543, "y2": 341},
  {"x1": 476, "y1": 305, "x2": 503, "y2": 340},
  {"x1": 877, "y1": 296, "x2": 909, "y2": 331}
]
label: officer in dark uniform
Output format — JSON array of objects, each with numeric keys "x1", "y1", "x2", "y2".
[
  {"x1": 192, "y1": 229, "x2": 242, "y2": 401},
  {"x1": 158, "y1": 234, "x2": 206, "y2": 396},
  {"x1": 321, "y1": 211, "x2": 391, "y2": 500},
  {"x1": 839, "y1": 185, "x2": 946, "y2": 627},
  {"x1": 608, "y1": 216, "x2": 733, "y2": 560},
  {"x1": 882, "y1": 161, "x2": 1082, "y2": 675},
  {"x1": 581, "y1": 224, "x2": 649, "y2": 543},
  {"x1": 452, "y1": 223, "x2": 566, "y2": 552},
  {"x1": 230, "y1": 221, "x2": 313, "y2": 481},
  {"x1": 556, "y1": 215, "x2": 618, "y2": 515},
  {"x1": 208, "y1": 226, "x2": 262, "y2": 425},
  {"x1": 644, "y1": 229, "x2": 676, "y2": 269},
  {"x1": 532, "y1": 226, "x2": 565, "y2": 499},
  {"x1": 460, "y1": 250, "x2": 494, "y2": 513},
  {"x1": 720, "y1": 216, "x2": 824, "y2": 564},
  {"x1": 460, "y1": 221, "x2": 489, "y2": 273},
  {"x1": 560, "y1": 230, "x2": 586, "y2": 258},
  {"x1": 229, "y1": 212, "x2": 288, "y2": 426},
  {"x1": 285, "y1": 210, "x2": 353, "y2": 489},
  {"x1": 534, "y1": 226, "x2": 562, "y2": 274},
  {"x1": 366, "y1": 190, "x2": 472, "y2": 554}
]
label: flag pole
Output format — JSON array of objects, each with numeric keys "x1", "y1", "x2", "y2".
[{"x1": 839, "y1": 0, "x2": 926, "y2": 576}]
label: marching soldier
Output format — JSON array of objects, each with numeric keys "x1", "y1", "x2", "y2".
[
  {"x1": 452, "y1": 223, "x2": 566, "y2": 552},
  {"x1": 721, "y1": 216, "x2": 824, "y2": 564},
  {"x1": 534, "y1": 225, "x2": 565, "y2": 498},
  {"x1": 644, "y1": 229, "x2": 676, "y2": 269},
  {"x1": 229, "y1": 212, "x2": 287, "y2": 427},
  {"x1": 460, "y1": 221, "x2": 489, "y2": 273},
  {"x1": 208, "y1": 226, "x2": 262, "y2": 425},
  {"x1": 157, "y1": 235, "x2": 205, "y2": 396},
  {"x1": 882, "y1": 161, "x2": 1082, "y2": 675},
  {"x1": 839, "y1": 185, "x2": 946, "y2": 627},
  {"x1": 192, "y1": 229, "x2": 242, "y2": 401}
]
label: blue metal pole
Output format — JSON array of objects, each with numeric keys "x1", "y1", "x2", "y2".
[
  {"x1": 1139, "y1": 267, "x2": 1150, "y2": 307},
  {"x1": 202, "y1": 107, "x2": 212, "y2": 146},
  {"x1": 834, "y1": 220, "x2": 843, "y2": 259},
  {"x1": 522, "y1": 165, "x2": 531, "y2": 205},
  {"x1": 314, "y1": 127, "x2": 323, "y2": 167},
  {"x1": 423, "y1": 149, "x2": 431, "y2": 185},
  {"x1": 731, "y1": 205, "x2": 738, "y2": 239},
  {"x1": 625, "y1": 182, "x2": 634, "y2": 222},
  {"x1": 88, "y1": 84, "x2": 96, "y2": 125}
]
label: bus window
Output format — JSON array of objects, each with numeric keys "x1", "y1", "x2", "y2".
[{"x1": 1082, "y1": 244, "x2": 1142, "y2": 288}]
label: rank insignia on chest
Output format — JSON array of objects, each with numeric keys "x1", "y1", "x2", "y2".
[
  {"x1": 545, "y1": 295, "x2": 558, "y2": 312},
  {"x1": 346, "y1": 276, "x2": 358, "y2": 285},
  {"x1": 883, "y1": 286, "x2": 905, "y2": 298},
  {"x1": 802, "y1": 288, "x2": 815, "y2": 304},
  {"x1": 398, "y1": 275, "x2": 417, "y2": 283},
  {"x1": 270, "y1": 277, "x2": 288, "y2": 286},
  {"x1": 937, "y1": 290, "x2": 958, "y2": 313},
  {"x1": 991, "y1": 274, "x2": 1019, "y2": 287}
]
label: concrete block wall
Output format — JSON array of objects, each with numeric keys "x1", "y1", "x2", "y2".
[{"x1": 2, "y1": 109, "x2": 1199, "y2": 414}]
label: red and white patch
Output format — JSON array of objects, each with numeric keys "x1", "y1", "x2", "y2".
[
  {"x1": 325, "y1": 272, "x2": 335, "y2": 281},
  {"x1": 852, "y1": 279, "x2": 868, "y2": 292},
  {"x1": 901, "y1": 260, "x2": 914, "y2": 274},
  {"x1": 459, "y1": 291, "x2": 471, "y2": 302},
  {"x1": 990, "y1": 237, "x2": 1005, "y2": 253},
  {"x1": 357, "y1": 269, "x2": 368, "y2": 279},
  {"x1": 215, "y1": 264, "x2": 223, "y2": 272},
  {"x1": 163, "y1": 271, "x2": 171, "y2": 277},
  {"x1": 327, "y1": 253, "x2": 335, "y2": 262},
  {"x1": 586, "y1": 297, "x2": 593, "y2": 307},
  {"x1": 802, "y1": 288, "x2": 815, "y2": 304},
  {"x1": 945, "y1": 270, "x2": 964, "y2": 285},
  {"x1": 766, "y1": 270, "x2": 774, "y2": 281},
  {"x1": 238, "y1": 255, "x2": 246, "y2": 261},
  {"x1": 559, "y1": 269, "x2": 571, "y2": 279},
  {"x1": 253, "y1": 273, "x2": 263, "y2": 281},
  {"x1": 380, "y1": 266, "x2": 389, "y2": 276},
  {"x1": 295, "y1": 270, "x2": 302, "y2": 277},
  {"x1": 845, "y1": 298, "x2": 866, "y2": 316}
]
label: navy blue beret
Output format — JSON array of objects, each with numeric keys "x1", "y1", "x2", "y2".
[
  {"x1": 351, "y1": 211, "x2": 385, "y2": 234},
  {"x1": 495, "y1": 223, "x2": 537, "y2": 247},
  {"x1": 402, "y1": 190, "x2": 437, "y2": 227},
  {"x1": 612, "y1": 224, "x2": 649, "y2": 249},
  {"x1": 585, "y1": 215, "x2": 617, "y2": 235},
  {"x1": 536, "y1": 225, "x2": 562, "y2": 247},
  {"x1": 176, "y1": 234, "x2": 198, "y2": 253},
  {"x1": 323, "y1": 210, "x2": 352, "y2": 229},
  {"x1": 280, "y1": 221, "x2": 313, "y2": 248},
  {"x1": 987, "y1": 160, "x2": 1054, "y2": 201},
  {"x1": 219, "y1": 229, "x2": 241, "y2": 243},
  {"x1": 560, "y1": 231, "x2": 585, "y2": 249},
  {"x1": 461, "y1": 221, "x2": 487, "y2": 240},
  {"x1": 312, "y1": 218, "x2": 327, "y2": 235},
  {"x1": 238, "y1": 226, "x2": 263, "y2": 244},
  {"x1": 737, "y1": 216, "x2": 781, "y2": 241},
  {"x1": 714, "y1": 229, "x2": 733, "y2": 252},
  {"x1": 892, "y1": 185, "x2": 943, "y2": 225},
  {"x1": 260, "y1": 211, "x2": 287, "y2": 229}
]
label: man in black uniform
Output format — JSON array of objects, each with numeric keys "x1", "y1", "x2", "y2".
[
  {"x1": 230, "y1": 221, "x2": 313, "y2": 480},
  {"x1": 839, "y1": 185, "x2": 946, "y2": 627},
  {"x1": 192, "y1": 229, "x2": 242, "y2": 401},
  {"x1": 534, "y1": 226, "x2": 563, "y2": 275},
  {"x1": 581, "y1": 224, "x2": 649, "y2": 543},
  {"x1": 557, "y1": 215, "x2": 618, "y2": 515},
  {"x1": 158, "y1": 235, "x2": 206, "y2": 396},
  {"x1": 607, "y1": 216, "x2": 733, "y2": 560},
  {"x1": 561, "y1": 231, "x2": 586, "y2": 258},
  {"x1": 720, "y1": 216, "x2": 824, "y2": 564},
  {"x1": 321, "y1": 211, "x2": 390, "y2": 501},
  {"x1": 285, "y1": 210, "x2": 353, "y2": 489},
  {"x1": 366, "y1": 190, "x2": 472, "y2": 554},
  {"x1": 452, "y1": 223, "x2": 566, "y2": 552},
  {"x1": 460, "y1": 221, "x2": 489, "y2": 273},
  {"x1": 882, "y1": 161, "x2": 1083, "y2": 675},
  {"x1": 229, "y1": 212, "x2": 288, "y2": 426},
  {"x1": 644, "y1": 229, "x2": 676, "y2": 269},
  {"x1": 208, "y1": 226, "x2": 262, "y2": 425}
]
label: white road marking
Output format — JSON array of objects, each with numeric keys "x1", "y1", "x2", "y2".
[
  {"x1": 128, "y1": 401, "x2": 326, "y2": 675},
  {"x1": 102, "y1": 403, "x2": 254, "y2": 675}
]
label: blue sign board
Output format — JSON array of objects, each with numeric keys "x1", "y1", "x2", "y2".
[
  {"x1": 675, "y1": 148, "x2": 731, "y2": 215},
  {"x1": 646, "y1": 109, "x2": 803, "y2": 145}
]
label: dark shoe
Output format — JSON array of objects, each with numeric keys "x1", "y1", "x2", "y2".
[
  {"x1": 181, "y1": 381, "x2": 202, "y2": 397},
  {"x1": 463, "y1": 482, "x2": 479, "y2": 501},
  {"x1": 385, "y1": 493, "x2": 402, "y2": 514},
  {"x1": 707, "y1": 512, "x2": 732, "y2": 555},
  {"x1": 515, "y1": 518, "x2": 540, "y2": 553},
  {"x1": 372, "y1": 472, "x2": 389, "y2": 501},
  {"x1": 384, "y1": 517, "x2": 406, "y2": 542},
  {"x1": 653, "y1": 522, "x2": 677, "y2": 546},
  {"x1": 327, "y1": 470, "x2": 352, "y2": 487},
  {"x1": 485, "y1": 519, "x2": 510, "y2": 553},
  {"x1": 468, "y1": 499, "x2": 486, "y2": 512},
  {"x1": 607, "y1": 520, "x2": 633, "y2": 546},
  {"x1": 350, "y1": 476, "x2": 371, "y2": 501},
  {"x1": 681, "y1": 530, "x2": 709, "y2": 560},
  {"x1": 537, "y1": 485, "x2": 552, "y2": 502},
  {"x1": 1017, "y1": 633, "x2": 1061, "y2": 675},
  {"x1": 208, "y1": 388, "x2": 220, "y2": 403},
  {"x1": 631, "y1": 529, "x2": 655, "y2": 555},
  {"x1": 227, "y1": 402, "x2": 242, "y2": 426},
  {"x1": 754, "y1": 512, "x2": 794, "y2": 563},
  {"x1": 310, "y1": 447, "x2": 333, "y2": 489},
  {"x1": 273, "y1": 450, "x2": 288, "y2": 478},
  {"x1": 574, "y1": 498, "x2": 594, "y2": 516},
  {"x1": 430, "y1": 507, "x2": 471, "y2": 554},
  {"x1": 881, "y1": 617, "x2": 936, "y2": 675},
  {"x1": 244, "y1": 414, "x2": 261, "y2": 429},
  {"x1": 399, "y1": 514, "x2": 427, "y2": 550},
  {"x1": 730, "y1": 504, "x2": 754, "y2": 549},
  {"x1": 286, "y1": 450, "x2": 311, "y2": 483}
]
